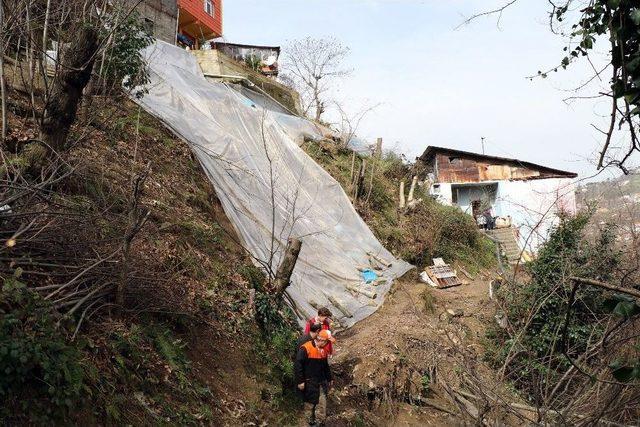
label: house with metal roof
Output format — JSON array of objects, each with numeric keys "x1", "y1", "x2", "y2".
[{"x1": 417, "y1": 146, "x2": 578, "y2": 260}]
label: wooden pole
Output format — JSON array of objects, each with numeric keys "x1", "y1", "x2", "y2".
[
  {"x1": 354, "y1": 158, "x2": 366, "y2": 200},
  {"x1": 328, "y1": 295, "x2": 353, "y2": 318},
  {"x1": 275, "y1": 238, "x2": 302, "y2": 297},
  {"x1": 346, "y1": 284, "x2": 377, "y2": 299},
  {"x1": 367, "y1": 251, "x2": 392, "y2": 268},
  {"x1": 375, "y1": 137, "x2": 382, "y2": 159},
  {"x1": 349, "y1": 150, "x2": 356, "y2": 183},
  {"x1": 399, "y1": 180, "x2": 406, "y2": 208},
  {"x1": 407, "y1": 175, "x2": 418, "y2": 202},
  {"x1": 366, "y1": 155, "x2": 376, "y2": 202}
]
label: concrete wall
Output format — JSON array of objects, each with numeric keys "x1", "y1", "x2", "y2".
[
  {"x1": 191, "y1": 50, "x2": 302, "y2": 115},
  {"x1": 429, "y1": 182, "x2": 452, "y2": 206},
  {"x1": 132, "y1": 0, "x2": 178, "y2": 44}
]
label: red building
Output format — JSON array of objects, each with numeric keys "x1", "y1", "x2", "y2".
[{"x1": 177, "y1": 0, "x2": 222, "y2": 48}]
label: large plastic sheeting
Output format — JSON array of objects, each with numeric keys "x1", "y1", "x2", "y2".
[
  {"x1": 224, "y1": 84, "x2": 372, "y2": 154},
  {"x1": 136, "y1": 42, "x2": 413, "y2": 328}
]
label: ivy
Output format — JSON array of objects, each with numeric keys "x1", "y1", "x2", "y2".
[
  {"x1": 487, "y1": 213, "x2": 624, "y2": 401},
  {"x1": 0, "y1": 278, "x2": 86, "y2": 422},
  {"x1": 100, "y1": 11, "x2": 154, "y2": 98}
]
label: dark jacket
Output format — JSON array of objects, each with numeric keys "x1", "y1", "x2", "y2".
[{"x1": 294, "y1": 340, "x2": 332, "y2": 404}]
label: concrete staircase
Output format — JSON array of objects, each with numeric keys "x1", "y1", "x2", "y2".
[{"x1": 485, "y1": 227, "x2": 522, "y2": 264}]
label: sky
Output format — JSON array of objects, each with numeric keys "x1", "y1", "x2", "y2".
[{"x1": 222, "y1": 0, "x2": 631, "y2": 181}]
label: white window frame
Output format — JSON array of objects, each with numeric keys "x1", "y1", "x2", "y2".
[{"x1": 204, "y1": 0, "x2": 214, "y2": 16}]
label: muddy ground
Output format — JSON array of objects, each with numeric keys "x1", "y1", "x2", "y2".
[{"x1": 310, "y1": 268, "x2": 516, "y2": 426}]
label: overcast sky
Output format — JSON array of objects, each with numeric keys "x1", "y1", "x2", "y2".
[{"x1": 223, "y1": 0, "x2": 631, "y2": 181}]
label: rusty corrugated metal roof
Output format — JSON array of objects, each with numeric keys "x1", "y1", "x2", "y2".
[{"x1": 418, "y1": 146, "x2": 577, "y2": 178}]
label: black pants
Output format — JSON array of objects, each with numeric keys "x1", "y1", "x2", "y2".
[{"x1": 304, "y1": 381, "x2": 328, "y2": 424}]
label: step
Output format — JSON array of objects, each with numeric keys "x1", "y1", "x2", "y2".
[
  {"x1": 503, "y1": 244, "x2": 520, "y2": 250},
  {"x1": 489, "y1": 233, "x2": 515, "y2": 240},
  {"x1": 487, "y1": 227, "x2": 514, "y2": 233},
  {"x1": 487, "y1": 233, "x2": 516, "y2": 240}
]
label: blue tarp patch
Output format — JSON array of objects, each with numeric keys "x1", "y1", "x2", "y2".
[{"x1": 361, "y1": 269, "x2": 378, "y2": 284}]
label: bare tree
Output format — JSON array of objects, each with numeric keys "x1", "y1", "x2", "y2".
[
  {"x1": 281, "y1": 37, "x2": 351, "y2": 122},
  {"x1": 0, "y1": 0, "x2": 158, "y2": 327},
  {"x1": 459, "y1": 1, "x2": 640, "y2": 174},
  {"x1": 333, "y1": 101, "x2": 380, "y2": 149}
]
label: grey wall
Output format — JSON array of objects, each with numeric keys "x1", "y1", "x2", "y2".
[{"x1": 132, "y1": 0, "x2": 178, "y2": 44}]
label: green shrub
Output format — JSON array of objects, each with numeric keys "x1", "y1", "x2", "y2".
[
  {"x1": 400, "y1": 197, "x2": 495, "y2": 271},
  {"x1": 100, "y1": 11, "x2": 154, "y2": 98},
  {"x1": 253, "y1": 287, "x2": 301, "y2": 411},
  {"x1": 421, "y1": 373, "x2": 431, "y2": 396},
  {"x1": 0, "y1": 278, "x2": 85, "y2": 422},
  {"x1": 487, "y1": 213, "x2": 622, "y2": 402}
]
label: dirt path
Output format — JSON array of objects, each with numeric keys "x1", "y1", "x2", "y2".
[{"x1": 324, "y1": 269, "x2": 501, "y2": 426}]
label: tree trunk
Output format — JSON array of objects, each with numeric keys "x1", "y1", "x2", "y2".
[
  {"x1": 0, "y1": 39, "x2": 7, "y2": 143},
  {"x1": 274, "y1": 238, "x2": 302, "y2": 297},
  {"x1": 40, "y1": 26, "x2": 98, "y2": 152}
]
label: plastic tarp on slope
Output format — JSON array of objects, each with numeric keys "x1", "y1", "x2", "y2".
[{"x1": 136, "y1": 42, "x2": 413, "y2": 327}]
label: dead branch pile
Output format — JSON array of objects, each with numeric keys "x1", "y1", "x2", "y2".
[{"x1": 0, "y1": 149, "x2": 151, "y2": 333}]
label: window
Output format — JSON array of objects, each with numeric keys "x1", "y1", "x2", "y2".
[{"x1": 204, "y1": 0, "x2": 214, "y2": 16}]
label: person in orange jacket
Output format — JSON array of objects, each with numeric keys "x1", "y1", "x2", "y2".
[
  {"x1": 303, "y1": 307, "x2": 334, "y2": 355},
  {"x1": 295, "y1": 329, "x2": 335, "y2": 426}
]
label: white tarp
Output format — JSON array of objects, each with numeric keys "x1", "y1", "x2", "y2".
[
  {"x1": 495, "y1": 178, "x2": 577, "y2": 252},
  {"x1": 136, "y1": 42, "x2": 413, "y2": 327}
]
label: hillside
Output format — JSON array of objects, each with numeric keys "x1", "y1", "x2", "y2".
[
  {"x1": 2, "y1": 81, "x2": 501, "y2": 425},
  {"x1": 298, "y1": 141, "x2": 520, "y2": 425},
  {"x1": 2, "y1": 93, "x2": 304, "y2": 425},
  {"x1": 302, "y1": 141, "x2": 496, "y2": 273},
  {"x1": 575, "y1": 171, "x2": 640, "y2": 250}
]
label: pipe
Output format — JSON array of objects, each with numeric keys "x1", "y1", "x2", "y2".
[{"x1": 203, "y1": 72, "x2": 253, "y2": 81}]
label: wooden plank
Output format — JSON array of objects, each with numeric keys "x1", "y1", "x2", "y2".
[
  {"x1": 432, "y1": 257, "x2": 446, "y2": 266},
  {"x1": 426, "y1": 261, "x2": 462, "y2": 289},
  {"x1": 428, "y1": 265, "x2": 457, "y2": 278}
]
